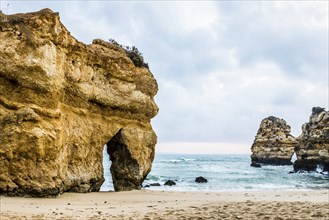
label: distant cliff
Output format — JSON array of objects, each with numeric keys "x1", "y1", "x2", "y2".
[
  {"x1": 251, "y1": 107, "x2": 329, "y2": 172},
  {"x1": 294, "y1": 107, "x2": 329, "y2": 172},
  {"x1": 250, "y1": 116, "x2": 298, "y2": 165},
  {"x1": 0, "y1": 9, "x2": 158, "y2": 197}
]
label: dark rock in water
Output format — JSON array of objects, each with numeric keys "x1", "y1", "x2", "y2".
[
  {"x1": 294, "y1": 107, "x2": 329, "y2": 172},
  {"x1": 252, "y1": 158, "x2": 294, "y2": 165},
  {"x1": 143, "y1": 185, "x2": 150, "y2": 188},
  {"x1": 150, "y1": 183, "x2": 161, "y2": 187},
  {"x1": 195, "y1": 176, "x2": 207, "y2": 183},
  {"x1": 250, "y1": 162, "x2": 261, "y2": 168},
  {"x1": 164, "y1": 180, "x2": 176, "y2": 186},
  {"x1": 288, "y1": 171, "x2": 296, "y2": 174},
  {"x1": 293, "y1": 160, "x2": 318, "y2": 172}
]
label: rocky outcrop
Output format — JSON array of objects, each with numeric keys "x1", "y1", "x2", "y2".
[
  {"x1": 250, "y1": 162, "x2": 261, "y2": 168},
  {"x1": 294, "y1": 107, "x2": 329, "y2": 172},
  {"x1": 0, "y1": 9, "x2": 158, "y2": 197},
  {"x1": 250, "y1": 116, "x2": 298, "y2": 165}
]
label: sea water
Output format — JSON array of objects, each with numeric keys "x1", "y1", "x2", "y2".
[{"x1": 101, "y1": 150, "x2": 329, "y2": 192}]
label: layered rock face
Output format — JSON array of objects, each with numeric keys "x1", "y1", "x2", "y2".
[
  {"x1": 0, "y1": 9, "x2": 158, "y2": 197},
  {"x1": 294, "y1": 107, "x2": 329, "y2": 172},
  {"x1": 251, "y1": 116, "x2": 298, "y2": 165}
]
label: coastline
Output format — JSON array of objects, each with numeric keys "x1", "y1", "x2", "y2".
[{"x1": 1, "y1": 190, "x2": 328, "y2": 219}]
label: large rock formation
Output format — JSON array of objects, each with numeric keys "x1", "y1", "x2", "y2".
[
  {"x1": 0, "y1": 9, "x2": 158, "y2": 197},
  {"x1": 250, "y1": 116, "x2": 298, "y2": 165},
  {"x1": 294, "y1": 107, "x2": 329, "y2": 172}
]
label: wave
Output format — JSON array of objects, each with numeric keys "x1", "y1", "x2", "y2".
[
  {"x1": 180, "y1": 158, "x2": 196, "y2": 162},
  {"x1": 159, "y1": 158, "x2": 197, "y2": 163},
  {"x1": 103, "y1": 153, "x2": 329, "y2": 192},
  {"x1": 159, "y1": 159, "x2": 184, "y2": 163}
]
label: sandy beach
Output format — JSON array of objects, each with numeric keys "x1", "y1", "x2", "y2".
[{"x1": 1, "y1": 190, "x2": 328, "y2": 219}]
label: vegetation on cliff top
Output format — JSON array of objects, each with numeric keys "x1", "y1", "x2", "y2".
[{"x1": 109, "y1": 38, "x2": 149, "y2": 69}]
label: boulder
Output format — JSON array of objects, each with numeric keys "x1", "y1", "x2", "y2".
[
  {"x1": 195, "y1": 176, "x2": 207, "y2": 183},
  {"x1": 250, "y1": 162, "x2": 261, "y2": 168},
  {"x1": 294, "y1": 107, "x2": 329, "y2": 172},
  {"x1": 164, "y1": 180, "x2": 176, "y2": 186},
  {"x1": 0, "y1": 9, "x2": 158, "y2": 197},
  {"x1": 250, "y1": 116, "x2": 298, "y2": 165}
]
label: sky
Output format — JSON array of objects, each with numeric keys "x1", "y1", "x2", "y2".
[{"x1": 2, "y1": 0, "x2": 328, "y2": 154}]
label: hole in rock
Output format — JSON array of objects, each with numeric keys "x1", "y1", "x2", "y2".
[
  {"x1": 100, "y1": 144, "x2": 114, "y2": 191},
  {"x1": 291, "y1": 152, "x2": 297, "y2": 163},
  {"x1": 100, "y1": 129, "x2": 141, "y2": 191}
]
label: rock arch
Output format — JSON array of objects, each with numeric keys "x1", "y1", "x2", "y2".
[
  {"x1": 101, "y1": 128, "x2": 157, "y2": 192},
  {"x1": 251, "y1": 108, "x2": 329, "y2": 171},
  {"x1": 107, "y1": 129, "x2": 145, "y2": 191},
  {"x1": 0, "y1": 9, "x2": 158, "y2": 197},
  {"x1": 294, "y1": 107, "x2": 329, "y2": 172}
]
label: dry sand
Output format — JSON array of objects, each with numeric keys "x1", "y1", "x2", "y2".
[{"x1": 1, "y1": 190, "x2": 328, "y2": 219}]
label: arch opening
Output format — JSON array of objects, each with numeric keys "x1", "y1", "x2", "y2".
[
  {"x1": 100, "y1": 144, "x2": 114, "y2": 191},
  {"x1": 100, "y1": 129, "x2": 143, "y2": 192},
  {"x1": 291, "y1": 152, "x2": 297, "y2": 163}
]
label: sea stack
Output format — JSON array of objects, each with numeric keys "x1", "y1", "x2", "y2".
[
  {"x1": 294, "y1": 107, "x2": 329, "y2": 172},
  {"x1": 0, "y1": 9, "x2": 158, "y2": 197},
  {"x1": 251, "y1": 116, "x2": 298, "y2": 165}
]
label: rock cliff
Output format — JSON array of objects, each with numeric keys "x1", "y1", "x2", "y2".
[
  {"x1": 250, "y1": 116, "x2": 298, "y2": 165},
  {"x1": 294, "y1": 107, "x2": 329, "y2": 172},
  {"x1": 0, "y1": 9, "x2": 158, "y2": 197}
]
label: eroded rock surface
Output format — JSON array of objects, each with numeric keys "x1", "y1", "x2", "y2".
[
  {"x1": 0, "y1": 9, "x2": 158, "y2": 197},
  {"x1": 294, "y1": 107, "x2": 329, "y2": 172},
  {"x1": 250, "y1": 116, "x2": 298, "y2": 165}
]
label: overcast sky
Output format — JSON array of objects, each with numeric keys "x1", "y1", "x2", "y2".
[{"x1": 3, "y1": 1, "x2": 328, "y2": 154}]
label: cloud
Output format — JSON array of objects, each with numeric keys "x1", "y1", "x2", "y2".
[
  {"x1": 5, "y1": 1, "x2": 328, "y2": 151},
  {"x1": 217, "y1": 1, "x2": 328, "y2": 77},
  {"x1": 154, "y1": 57, "x2": 327, "y2": 142}
]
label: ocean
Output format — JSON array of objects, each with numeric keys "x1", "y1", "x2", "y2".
[{"x1": 100, "y1": 150, "x2": 329, "y2": 192}]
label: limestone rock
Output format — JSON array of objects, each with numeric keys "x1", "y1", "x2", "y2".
[
  {"x1": 250, "y1": 116, "x2": 298, "y2": 165},
  {"x1": 0, "y1": 9, "x2": 158, "y2": 197},
  {"x1": 294, "y1": 107, "x2": 329, "y2": 172}
]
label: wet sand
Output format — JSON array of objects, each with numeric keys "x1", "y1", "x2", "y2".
[{"x1": 1, "y1": 190, "x2": 328, "y2": 219}]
